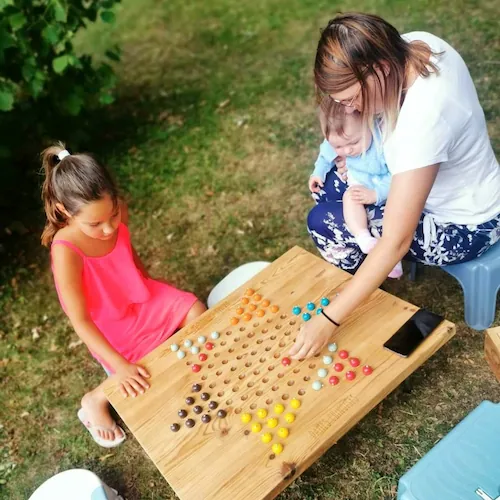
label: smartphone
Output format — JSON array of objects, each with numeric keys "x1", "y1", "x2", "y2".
[{"x1": 383, "y1": 308, "x2": 444, "y2": 357}]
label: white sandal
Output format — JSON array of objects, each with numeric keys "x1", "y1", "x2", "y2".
[{"x1": 77, "y1": 408, "x2": 126, "y2": 448}]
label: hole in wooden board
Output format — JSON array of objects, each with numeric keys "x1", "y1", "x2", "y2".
[
  {"x1": 208, "y1": 364, "x2": 215, "y2": 369},
  {"x1": 209, "y1": 382, "x2": 216, "y2": 389},
  {"x1": 247, "y1": 381, "x2": 255, "y2": 388},
  {"x1": 220, "y1": 341, "x2": 227, "y2": 347},
  {"x1": 266, "y1": 398, "x2": 273, "y2": 405},
  {"x1": 270, "y1": 335, "x2": 277, "y2": 340},
  {"x1": 247, "y1": 332, "x2": 255, "y2": 338},
  {"x1": 266, "y1": 318, "x2": 273, "y2": 324},
  {"x1": 224, "y1": 379, "x2": 230, "y2": 385},
  {"x1": 272, "y1": 385, "x2": 279, "y2": 391},
  {"x1": 289, "y1": 320, "x2": 296, "y2": 326},
  {"x1": 216, "y1": 370, "x2": 222, "y2": 376},
  {"x1": 298, "y1": 389, "x2": 306, "y2": 396},
  {"x1": 304, "y1": 376, "x2": 310, "y2": 381},
  {"x1": 242, "y1": 343, "x2": 249, "y2": 349},
  {"x1": 237, "y1": 355, "x2": 243, "y2": 360},
  {"x1": 275, "y1": 325, "x2": 281, "y2": 330},
  {"x1": 257, "y1": 339, "x2": 263, "y2": 344},
  {"x1": 309, "y1": 363, "x2": 316, "y2": 369},
  {"x1": 229, "y1": 348, "x2": 235, "y2": 353},
  {"x1": 293, "y1": 368, "x2": 300, "y2": 374},
  {"x1": 201, "y1": 375, "x2": 207, "y2": 381},
  {"x1": 273, "y1": 353, "x2": 280, "y2": 359},
  {"x1": 235, "y1": 408, "x2": 242, "y2": 414},
  {"x1": 263, "y1": 377, "x2": 269, "y2": 383},
  {"x1": 277, "y1": 373, "x2": 284, "y2": 379},
  {"x1": 287, "y1": 380, "x2": 294, "y2": 386},
  {"x1": 244, "y1": 430, "x2": 250, "y2": 435},
  {"x1": 279, "y1": 341, "x2": 286, "y2": 347},
  {"x1": 314, "y1": 353, "x2": 320, "y2": 358},
  {"x1": 251, "y1": 351, "x2": 257, "y2": 356},
  {"x1": 269, "y1": 454, "x2": 275, "y2": 460},
  {"x1": 280, "y1": 314, "x2": 287, "y2": 320},
  {"x1": 245, "y1": 361, "x2": 252, "y2": 368},
  {"x1": 226, "y1": 399, "x2": 233, "y2": 405},
  {"x1": 222, "y1": 360, "x2": 228, "y2": 365},
  {"x1": 265, "y1": 347, "x2": 271, "y2": 352},
  {"x1": 250, "y1": 403, "x2": 257, "y2": 410},
  {"x1": 256, "y1": 390, "x2": 263, "y2": 396},
  {"x1": 226, "y1": 331, "x2": 232, "y2": 336},
  {"x1": 268, "y1": 365, "x2": 275, "y2": 371},
  {"x1": 260, "y1": 357, "x2": 266, "y2": 363},
  {"x1": 282, "y1": 394, "x2": 289, "y2": 401},
  {"x1": 232, "y1": 386, "x2": 239, "y2": 392},
  {"x1": 241, "y1": 395, "x2": 248, "y2": 401},
  {"x1": 239, "y1": 327, "x2": 245, "y2": 332},
  {"x1": 261, "y1": 328, "x2": 268, "y2": 334},
  {"x1": 215, "y1": 353, "x2": 220, "y2": 358},
  {"x1": 230, "y1": 366, "x2": 237, "y2": 372},
  {"x1": 284, "y1": 331, "x2": 291, "y2": 336},
  {"x1": 218, "y1": 391, "x2": 224, "y2": 397},
  {"x1": 253, "y1": 369, "x2": 260, "y2": 375},
  {"x1": 186, "y1": 361, "x2": 191, "y2": 366},
  {"x1": 253, "y1": 323, "x2": 259, "y2": 328},
  {"x1": 238, "y1": 374, "x2": 246, "y2": 380},
  {"x1": 234, "y1": 337, "x2": 240, "y2": 342}
]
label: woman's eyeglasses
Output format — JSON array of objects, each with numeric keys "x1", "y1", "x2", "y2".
[{"x1": 331, "y1": 86, "x2": 361, "y2": 107}]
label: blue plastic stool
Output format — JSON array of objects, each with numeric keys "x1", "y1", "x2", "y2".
[
  {"x1": 397, "y1": 401, "x2": 500, "y2": 500},
  {"x1": 408, "y1": 242, "x2": 500, "y2": 330}
]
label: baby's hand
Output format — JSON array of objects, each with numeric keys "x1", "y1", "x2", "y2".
[
  {"x1": 335, "y1": 156, "x2": 348, "y2": 181},
  {"x1": 309, "y1": 176, "x2": 324, "y2": 193},
  {"x1": 115, "y1": 362, "x2": 150, "y2": 398},
  {"x1": 348, "y1": 186, "x2": 377, "y2": 205}
]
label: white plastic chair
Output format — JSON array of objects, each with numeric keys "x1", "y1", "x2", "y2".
[
  {"x1": 207, "y1": 261, "x2": 270, "y2": 308},
  {"x1": 29, "y1": 469, "x2": 123, "y2": 500}
]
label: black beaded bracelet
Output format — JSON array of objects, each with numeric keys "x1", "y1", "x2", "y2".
[{"x1": 321, "y1": 310, "x2": 340, "y2": 327}]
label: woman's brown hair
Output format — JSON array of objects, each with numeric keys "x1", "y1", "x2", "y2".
[
  {"x1": 314, "y1": 12, "x2": 440, "y2": 138},
  {"x1": 40, "y1": 142, "x2": 119, "y2": 246}
]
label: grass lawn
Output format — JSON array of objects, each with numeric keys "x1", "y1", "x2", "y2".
[{"x1": 1, "y1": 0, "x2": 499, "y2": 498}]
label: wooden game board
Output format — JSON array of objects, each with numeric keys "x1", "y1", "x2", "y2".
[{"x1": 103, "y1": 246, "x2": 455, "y2": 500}]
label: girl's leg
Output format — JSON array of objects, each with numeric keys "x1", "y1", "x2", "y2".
[
  {"x1": 343, "y1": 190, "x2": 378, "y2": 253},
  {"x1": 179, "y1": 299, "x2": 207, "y2": 328},
  {"x1": 81, "y1": 382, "x2": 123, "y2": 442}
]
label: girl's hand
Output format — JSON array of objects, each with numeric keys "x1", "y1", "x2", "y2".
[
  {"x1": 348, "y1": 186, "x2": 377, "y2": 205},
  {"x1": 335, "y1": 156, "x2": 348, "y2": 181},
  {"x1": 115, "y1": 362, "x2": 151, "y2": 398},
  {"x1": 309, "y1": 175, "x2": 324, "y2": 193},
  {"x1": 289, "y1": 314, "x2": 337, "y2": 359}
]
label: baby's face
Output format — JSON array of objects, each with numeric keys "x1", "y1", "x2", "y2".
[{"x1": 327, "y1": 120, "x2": 371, "y2": 158}]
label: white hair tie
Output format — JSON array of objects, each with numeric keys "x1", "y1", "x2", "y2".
[{"x1": 58, "y1": 150, "x2": 70, "y2": 161}]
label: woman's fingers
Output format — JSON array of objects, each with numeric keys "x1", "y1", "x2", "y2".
[
  {"x1": 134, "y1": 375, "x2": 150, "y2": 391},
  {"x1": 128, "y1": 378, "x2": 144, "y2": 395},
  {"x1": 119, "y1": 384, "x2": 128, "y2": 398},
  {"x1": 124, "y1": 381, "x2": 137, "y2": 398}
]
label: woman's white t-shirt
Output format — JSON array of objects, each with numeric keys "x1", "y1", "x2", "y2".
[{"x1": 384, "y1": 31, "x2": 500, "y2": 225}]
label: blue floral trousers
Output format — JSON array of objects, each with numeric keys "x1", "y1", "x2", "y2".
[{"x1": 307, "y1": 169, "x2": 500, "y2": 272}]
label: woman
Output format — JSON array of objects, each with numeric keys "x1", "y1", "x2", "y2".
[{"x1": 291, "y1": 12, "x2": 500, "y2": 359}]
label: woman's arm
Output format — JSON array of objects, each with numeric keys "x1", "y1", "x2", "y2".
[{"x1": 290, "y1": 164, "x2": 440, "y2": 359}]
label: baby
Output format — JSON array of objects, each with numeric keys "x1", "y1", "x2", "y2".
[{"x1": 309, "y1": 110, "x2": 402, "y2": 278}]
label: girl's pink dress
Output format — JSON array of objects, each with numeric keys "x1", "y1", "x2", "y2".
[{"x1": 51, "y1": 223, "x2": 197, "y2": 371}]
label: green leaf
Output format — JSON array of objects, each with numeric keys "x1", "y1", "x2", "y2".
[
  {"x1": 9, "y1": 12, "x2": 27, "y2": 30},
  {"x1": 52, "y1": 54, "x2": 71, "y2": 74},
  {"x1": 63, "y1": 92, "x2": 83, "y2": 115},
  {"x1": 105, "y1": 49, "x2": 120, "y2": 62},
  {"x1": 0, "y1": 88, "x2": 14, "y2": 111},
  {"x1": 101, "y1": 0, "x2": 117, "y2": 8},
  {"x1": 99, "y1": 92, "x2": 114, "y2": 105},
  {"x1": 29, "y1": 71, "x2": 45, "y2": 98},
  {"x1": 53, "y1": 0, "x2": 67, "y2": 22},
  {"x1": 22, "y1": 58, "x2": 36, "y2": 81},
  {"x1": 42, "y1": 24, "x2": 60, "y2": 45},
  {"x1": 100, "y1": 10, "x2": 115, "y2": 23},
  {"x1": 0, "y1": 0, "x2": 14, "y2": 13},
  {"x1": 0, "y1": 31, "x2": 15, "y2": 50}
]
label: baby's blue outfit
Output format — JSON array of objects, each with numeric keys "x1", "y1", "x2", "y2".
[{"x1": 312, "y1": 130, "x2": 391, "y2": 206}]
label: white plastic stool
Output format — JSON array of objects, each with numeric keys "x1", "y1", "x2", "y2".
[
  {"x1": 29, "y1": 469, "x2": 123, "y2": 500},
  {"x1": 207, "y1": 261, "x2": 271, "y2": 308}
]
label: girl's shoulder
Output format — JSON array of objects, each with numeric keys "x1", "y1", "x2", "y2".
[{"x1": 51, "y1": 226, "x2": 85, "y2": 260}]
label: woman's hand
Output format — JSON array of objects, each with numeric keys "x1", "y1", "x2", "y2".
[
  {"x1": 335, "y1": 156, "x2": 348, "y2": 181},
  {"x1": 289, "y1": 313, "x2": 337, "y2": 359},
  {"x1": 309, "y1": 175, "x2": 324, "y2": 193},
  {"x1": 115, "y1": 361, "x2": 151, "y2": 398}
]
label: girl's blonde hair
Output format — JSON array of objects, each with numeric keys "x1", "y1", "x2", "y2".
[
  {"x1": 314, "y1": 12, "x2": 440, "y2": 138},
  {"x1": 40, "y1": 142, "x2": 119, "y2": 246}
]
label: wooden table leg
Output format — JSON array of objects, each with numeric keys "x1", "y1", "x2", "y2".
[{"x1": 485, "y1": 327, "x2": 500, "y2": 382}]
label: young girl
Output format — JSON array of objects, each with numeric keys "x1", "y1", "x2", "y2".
[
  {"x1": 309, "y1": 110, "x2": 402, "y2": 278},
  {"x1": 42, "y1": 143, "x2": 206, "y2": 448}
]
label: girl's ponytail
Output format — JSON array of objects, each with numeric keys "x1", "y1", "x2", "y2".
[
  {"x1": 41, "y1": 142, "x2": 68, "y2": 247},
  {"x1": 40, "y1": 142, "x2": 119, "y2": 247}
]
